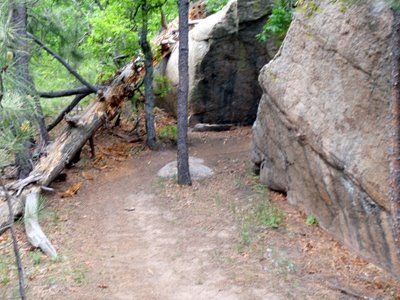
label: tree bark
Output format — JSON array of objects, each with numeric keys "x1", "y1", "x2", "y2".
[
  {"x1": 140, "y1": 2, "x2": 158, "y2": 150},
  {"x1": 390, "y1": 9, "x2": 400, "y2": 259},
  {"x1": 12, "y1": 4, "x2": 49, "y2": 148},
  {"x1": 177, "y1": 0, "x2": 192, "y2": 185},
  {"x1": 12, "y1": 4, "x2": 34, "y2": 178}
]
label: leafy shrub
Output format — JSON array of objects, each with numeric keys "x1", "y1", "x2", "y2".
[
  {"x1": 206, "y1": 0, "x2": 229, "y2": 14},
  {"x1": 257, "y1": 0, "x2": 293, "y2": 43},
  {"x1": 159, "y1": 125, "x2": 177, "y2": 143},
  {"x1": 154, "y1": 75, "x2": 172, "y2": 97}
]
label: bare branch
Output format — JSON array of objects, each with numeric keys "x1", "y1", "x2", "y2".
[
  {"x1": 39, "y1": 86, "x2": 101, "y2": 98},
  {"x1": 27, "y1": 32, "x2": 98, "y2": 93}
]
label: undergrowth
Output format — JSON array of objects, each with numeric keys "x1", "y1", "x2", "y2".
[
  {"x1": 159, "y1": 124, "x2": 177, "y2": 144},
  {"x1": 206, "y1": 0, "x2": 229, "y2": 14},
  {"x1": 235, "y1": 175, "x2": 284, "y2": 248}
]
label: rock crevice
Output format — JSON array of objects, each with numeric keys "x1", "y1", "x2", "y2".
[{"x1": 156, "y1": 0, "x2": 278, "y2": 125}]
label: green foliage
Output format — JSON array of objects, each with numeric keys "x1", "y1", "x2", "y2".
[
  {"x1": 240, "y1": 223, "x2": 251, "y2": 245},
  {"x1": 159, "y1": 124, "x2": 177, "y2": 142},
  {"x1": 72, "y1": 265, "x2": 88, "y2": 284},
  {"x1": 30, "y1": 0, "x2": 178, "y2": 86},
  {"x1": 0, "y1": 94, "x2": 36, "y2": 168},
  {"x1": 154, "y1": 75, "x2": 172, "y2": 97},
  {"x1": 388, "y1": 0, "x2": 400, "y2": 10},
  {"x1": 82, "y1": 1, "x2": 139, "y2": 80},
  {"x1": 28, "y1": 250, "x2": 42, "y2": 265},
  {"x1": 306, "y1": 214, "x2": 318, "y2": 225},
  {"x1": 257, "y1": 0, "x2": 293, "y2": 43},
  {"x1": 255, "y1": 201, "x2": 283, "y2": 228},
  {"x1": 235, "y1": 178, "x2": 284, "y2": 248},
  {"x1": 0, "y1": 256, "x2": 10, "y2": 286},
  {"x1": 205, "y1": 0, "x2": 229, "y2": 14}
]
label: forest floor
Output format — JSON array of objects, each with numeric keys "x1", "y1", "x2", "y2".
[{"x1": 1, "y1": 122, "x2": 400, "y2": 299}]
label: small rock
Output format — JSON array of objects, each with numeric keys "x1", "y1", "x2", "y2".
[{"x1": 158, "y1": 157, "x2": 214, "y2": 180}]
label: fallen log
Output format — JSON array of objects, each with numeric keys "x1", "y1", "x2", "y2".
[
  {"x1": 0, "y1": 61, "x2": 144, "y2": 243},
  {"x1": 0, "y1": 14, "x2": 187, "y2": 255}
]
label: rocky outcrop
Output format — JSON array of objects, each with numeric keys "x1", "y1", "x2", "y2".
[
  {"x1": 155, "y1": 0, "x2": 277, "y2": 125},
  {"x1": 252, "y1": 0, "x2": 400, "y2": 277}
]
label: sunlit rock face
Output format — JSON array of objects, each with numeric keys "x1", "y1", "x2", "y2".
[
  {"x1": 155, "y1": 0, "x2": 277, "y2": 125},
  {"x1": 252, "y1": 0, "x2": 400, "y2": 277}
]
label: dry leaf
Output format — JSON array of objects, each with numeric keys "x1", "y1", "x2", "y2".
[
  {"x1": 82, "y1": 171, "x2": 94, "y2": 180},
  {"x1": 59, "y1": 182, "x2": 83, "y2": 198}
]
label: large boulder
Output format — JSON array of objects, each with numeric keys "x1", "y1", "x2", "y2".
[
  {"x1": 155, "y1": 0, "x2": 277, "y2": 125},
  {"x1": 252, "y1": 0, "x2": 400, "y2": 277}
]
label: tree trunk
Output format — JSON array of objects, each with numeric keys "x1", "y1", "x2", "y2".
[
  {"x1": 177, "y1": 0, "x2": 192, "y2": 185},
  {"x1": 12, "y1": 4, "x2": 49, "y2": 148},
  {"x1": 390, "y1": 9, "x2": 400, "y2": 259},
  {"x1": 140, "y1": 3, "x2": 158, "y2": 150}
]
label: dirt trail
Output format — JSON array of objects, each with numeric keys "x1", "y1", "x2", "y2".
[
  {"x1": 2, "y1": 127, "x2": 400, "y2": 299},
  {"x1": 51, "y1": 130, "x2": 259, "y2": 299}
]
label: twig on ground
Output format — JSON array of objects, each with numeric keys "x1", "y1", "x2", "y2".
[{"x1": 0, "y1": 178, "x2": 26, "y2": 300}]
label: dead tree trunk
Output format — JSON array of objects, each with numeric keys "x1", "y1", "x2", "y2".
[
  {"x1": 0, "y1": 60, "x2": 144, "y2": 233},
  {"x1": 0, "y1": 15, "x2": 182, "y2": 256}
]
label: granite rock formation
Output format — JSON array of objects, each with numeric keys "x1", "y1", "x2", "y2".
[{"x1": 252, "y1": 0, "x2": 400, "y2": 277}]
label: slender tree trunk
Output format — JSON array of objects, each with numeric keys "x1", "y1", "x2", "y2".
[
  {"x1": 390, "y1": 9, "x2": 400, "y2": 259},
  {"x1": 13, "y1": 5, "x2": 49, "y2": 145},
  {"x1": 12, "y1": 5, "x2": 33, "y2": 179},
  {"x1": 177, "y1": 0, "x2": 191, "y2": 185},
  {"x1": 0, "y1": 180, "x2": 26, "y2": 300},
  {"x1": 140, "y1": 2, "x2": 158, "y2": 150}
]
